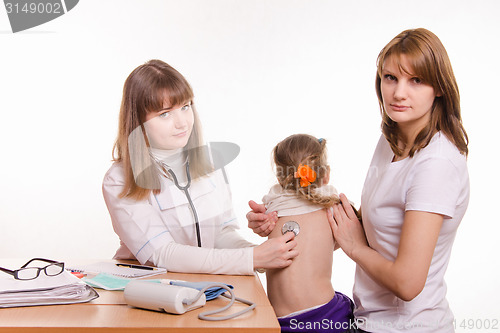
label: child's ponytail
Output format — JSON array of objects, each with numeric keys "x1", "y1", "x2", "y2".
[{"x1": 273, "y1": 134, "x2": 339, "y2": 207}]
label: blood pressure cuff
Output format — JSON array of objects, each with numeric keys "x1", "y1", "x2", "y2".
[
  {"x1": 168, "y1": 280, "x2": 234, "y2": 301},
  {"x1": 83, "y1": 275, "x2": 233, "y2": 300}
]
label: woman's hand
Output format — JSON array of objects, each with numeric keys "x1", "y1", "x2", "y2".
[
  {"x1": 253, "y1": 231, "x2": 298, "y2": 269},
  {"x1": 328, "y1": 193, "x2": 368, "y2": 259},
  {"x1": 330, "y1": 194, "x2": 445, "y2": 301},
  {"x1": 246, "y1": 200, "x2": 278, "y2": 237}
]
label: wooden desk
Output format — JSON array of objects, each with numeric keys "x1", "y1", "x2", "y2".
[{"x1": 0, "y1": 260, "x2": 279, "y2": 332}]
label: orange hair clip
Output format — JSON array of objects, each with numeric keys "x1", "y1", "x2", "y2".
[{"x1": 294, "y1": 164, "x2": 317, "y2": 187}]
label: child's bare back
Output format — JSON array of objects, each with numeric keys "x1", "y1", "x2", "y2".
[
  {"x1": 261, "y1": 134, "x2": 353, "y2": 330},
  {"x1": 266, "y1": 208, "x2": 335, "y2": 317}
]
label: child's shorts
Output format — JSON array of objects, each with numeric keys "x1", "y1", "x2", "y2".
[{"x1": 278, "y1": 291, "x2": 354, "y2": 332}]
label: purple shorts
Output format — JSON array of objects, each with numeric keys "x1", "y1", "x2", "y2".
[{"x1": 278, "y1": 291, "x2": 354, "y2": 333}]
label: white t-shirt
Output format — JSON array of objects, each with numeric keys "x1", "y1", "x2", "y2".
[
  {"x1": 102, "y1": 163, "x2": 255, "y2": 275},
  {"x1": 354, "y1": 132, "x2": 469, "y2": 333}
]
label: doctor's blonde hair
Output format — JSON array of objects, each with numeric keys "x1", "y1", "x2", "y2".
[
  {"x1": 112, "y1": 59, "x2": 211, "y2": 200},
  {"x1": 272, "y1": 134, "x2": 340, "y2": 207}
]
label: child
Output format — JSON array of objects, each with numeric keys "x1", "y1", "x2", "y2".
[
  {"x1": 103, "y1": 59, "x2": 298, "y2": 275},
  {"x1": 263, "y1": 134, "x2": 354, "y2": 332}
]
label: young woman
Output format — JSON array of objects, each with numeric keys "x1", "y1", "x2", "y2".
[
  {"x1": 329, "y1": 28, "x2": 469, "y2": 332},
  {"x1": 263, "y1": 134, "x2": 353, "y2": 332},
  {"x1": 103, "y1": 59, "x2": 298, "y2": 275},
  {"x1": 247, "y1": 28, "x2": 469, "y2": 332}
]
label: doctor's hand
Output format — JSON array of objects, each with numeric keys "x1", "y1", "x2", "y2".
[
  {"x1": 247, "y1": 200, "x2": 278, "y2": 237},
  {"x1": 328, "y1": 193, "x2": 368, "y2": 260},
  {"x1": 253, "y1": 232, "x2": 298, "y2": 270}
]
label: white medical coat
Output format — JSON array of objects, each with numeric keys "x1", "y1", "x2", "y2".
[{"x1": 102, "y1": 162, "x2": 254, "y2": 275}]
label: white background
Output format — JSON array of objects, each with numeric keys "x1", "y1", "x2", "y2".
[{"x1": 1, "y1": 1, "x2": 498, "y2": 331}]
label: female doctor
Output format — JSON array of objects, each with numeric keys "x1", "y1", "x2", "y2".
[{"x1": 103, "y1": 59, "x2": 298, "y2": 275}]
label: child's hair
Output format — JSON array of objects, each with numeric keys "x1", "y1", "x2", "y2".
[
  {"x1": 376, "y1": 28, "x2": 468, "y2": 157},
  {"x1": 112, "y1": 59, "x2": 212, "y2": 200},
  {"x1": 272, "y1": 134, "x2": 340, "y2": 207}
]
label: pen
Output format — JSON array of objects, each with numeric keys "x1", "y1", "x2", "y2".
[
  {"x1": 115, "y1": 263, "x2": 157, "y2": 271},
  {"x1": 70, "y1": 271, "x2": 86, "y2": 278}
]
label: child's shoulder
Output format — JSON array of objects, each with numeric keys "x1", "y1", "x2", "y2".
[{"x1": 263, "y1": 184, "x2": 328, "y2": 217}]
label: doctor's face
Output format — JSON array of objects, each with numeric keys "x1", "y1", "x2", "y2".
[{"x1": 144, "y1": 100, "x2": 194, "y2": 150}]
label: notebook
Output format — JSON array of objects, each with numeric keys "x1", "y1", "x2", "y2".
[{"x1": 66, "y1": 262, "x2": 167, "y2": 278}]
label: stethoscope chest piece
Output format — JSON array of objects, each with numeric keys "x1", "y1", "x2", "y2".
[{"x1": 281, "y1": 221, "x2": 300, "y2": 236}]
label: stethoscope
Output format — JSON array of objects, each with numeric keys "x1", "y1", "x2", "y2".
[{"x1": 157, "y1": 159, "x2": 202, "y2": 248}]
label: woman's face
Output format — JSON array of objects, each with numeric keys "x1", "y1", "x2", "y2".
[
  {"x1": 380, "y1": 54, "x2": 438, "y2": 135},
  {"x1": 144, "y1": 99, "x2": 194, "y2": 150}
]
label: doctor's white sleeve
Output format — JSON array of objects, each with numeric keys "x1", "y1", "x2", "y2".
[
  {"x1": 212, "y1": 167, "x2": 256, "y2": 250},
  {"x1": 152, "y1": 226, "x2": 257, "y2": 275},
  {"x1": 215, "y1": 226, "x2": 256, "y2": 249},
  {"x1": 104, "y1": 163, "x2": 255, "y2": 275},
  {"x1": 103, "y1": 164, "x2": 179, "y2": 264},
  {"x1": 152, "y1": 242, "x2": 254, "y2": 275}
]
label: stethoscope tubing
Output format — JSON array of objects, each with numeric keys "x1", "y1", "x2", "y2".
[{"x1": 167, "y1": 162, "x2": 202, "y2": 248}]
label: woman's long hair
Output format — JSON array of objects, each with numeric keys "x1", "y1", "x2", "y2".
[
  {"x1": 112, "y1": 60, "x2": 211, "y2": 200},
  {"x1": 375, "y1": 28, "x2": 468, "y2": 157}
]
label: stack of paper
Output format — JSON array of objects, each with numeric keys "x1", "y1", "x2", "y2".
[{"x1": 0, "y1": 271, "x2": 98, "y2": 308}]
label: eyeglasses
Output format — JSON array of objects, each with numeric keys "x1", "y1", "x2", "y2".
[{"x1": 0, "y1": 258, "x2": 65, "y2": 280}]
